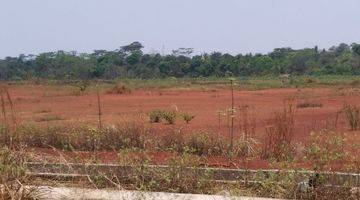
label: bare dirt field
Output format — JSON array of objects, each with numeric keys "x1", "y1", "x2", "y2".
[
  {"x1": 9, "y1": 85, "x2": 359, "y2": 137},
  {"x1": 4, "y1": 84, "x2": 360, "y2": 170}
]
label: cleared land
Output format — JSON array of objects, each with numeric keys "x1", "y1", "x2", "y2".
[
  {"x1": 1, "y1": 78, "x2": 360, "y2": 199},
  {"x1": 1, "y1": 80, "x2": 360, "y2": 170}
]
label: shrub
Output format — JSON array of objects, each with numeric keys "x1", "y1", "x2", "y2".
[
  {"x1": 149, "y1": 109, "x2": 177, "y2": 124},
  {"x1": 157, "y1": 130, "x2": 185, "y2": 153},
  {"x1": 186, "y1": 132, "x2": 227, "y2": 156},
  {"x1": 342, "y1": 103, "x2": 360, "y2": 130},
  {"x1": 162, "y1": 111, "x2": 177, "y2": 124},
  {"x1": 149, "y1": 109, "x2": 164, "y2": 123},
  {"x1": 186, "y1": 132, "x2": 211, "y2": 156},
  {"x1": 304, "y1": 131, "x2": 348, "y2": 170},
  {"x1": 181, "y1": 113, "x2": 195, "y2": 124}
]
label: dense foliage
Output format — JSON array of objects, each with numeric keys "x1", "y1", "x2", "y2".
[{"x1": 1, "y1": 42, "x2": 360, "y2": 80}]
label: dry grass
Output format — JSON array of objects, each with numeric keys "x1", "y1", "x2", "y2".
[
  {"x1": 236, "y1": 105, "x2": 258, "y2": 157},
  {"x1": 0, "y1": 148, "x2": 44, "y2": 199},
  {"x1": 261, "y1": 101, "x2": 296, "y2": 161},
  {"x1": 342, "y1": 103, "x2": 360, "y2": 131},
  {"x1": 35, "y1": 114, "x2": 65, "y2": 122},
  {"x1": 107, "y1": 82, "x2": 131, "y2": 95}
]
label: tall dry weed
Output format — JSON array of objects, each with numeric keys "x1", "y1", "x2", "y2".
[{"x1": 261, "y1": 101, "x2": 296, "y2": 161}]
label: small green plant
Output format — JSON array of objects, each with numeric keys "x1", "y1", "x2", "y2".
[
  {"x1": 181, "y1": 113, "x2": 195, "y2": 124},
  {"x1": 149, "y1": 109, "x2": 164, "y2": 123},
  {"x1": 342, "y1": 103, "x2": 360, "y2": 130},
  {"x1": 162, "y1": 110, "x2": 177, "y2": 124}
]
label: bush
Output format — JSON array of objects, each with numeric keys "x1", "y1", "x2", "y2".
[
  {"x1": 186, "y1": 132, "x2": 211, "y2": 156},
  {"x1": 149, "y1": 109, "x2": 177, "y2": 124},
  {"x1": 186, "y1": 132, "x2": 227, "y2": 156},
  {"x1": 162, "y1": 111, "x2": 177, "y2": 124},
  {"x1": 149, "y1": 109, "x2": 164, "y2": 123},
  {"x1": 157, "y1": 130, "x2": 185, "y2": 153},
  {"x1": 181, "y1": 113, "x2": 195, "y2": 124},
  {"x1": 304, "y1": 131, "x2": 348, "y2": 170}
]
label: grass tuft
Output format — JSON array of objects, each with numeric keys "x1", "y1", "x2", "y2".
[{"x1": 342, "y1": 103, "x2": 360, "y2": 131}]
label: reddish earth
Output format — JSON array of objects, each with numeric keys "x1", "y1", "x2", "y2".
[{"x1": 4, "y1": 84, "x2": 360, "y2": 170}]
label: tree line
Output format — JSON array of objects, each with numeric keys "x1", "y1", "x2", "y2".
[{"x1": 1, "y1": 42, "x2": 360, "y2": 80}]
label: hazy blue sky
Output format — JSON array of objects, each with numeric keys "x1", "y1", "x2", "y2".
[{"x1": 1, "y1": 0, "x2": 359, "y2": 58}]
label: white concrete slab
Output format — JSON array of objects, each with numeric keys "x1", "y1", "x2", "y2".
[{"x1": 38, "y1": 186, "x2": 280, "y2": 200}]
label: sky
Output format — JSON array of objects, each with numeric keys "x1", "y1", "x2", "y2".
[{"x1": 0, "y1": 0, "x2": 360, "y2": 58}]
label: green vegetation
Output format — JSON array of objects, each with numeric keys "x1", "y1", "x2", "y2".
[
  {"x1": 162, "y1": 111, "x2": 177, "y2": 124},
  {"x1": 181, "y1": 113, "x2": 195, "y2": 124},
  {"x1": 305, "y1": 131, "x2": 348, "y2": 170},
  {"x1": 149, "y1": 109, "x2": 164, "y2": 123},
  {"x1": 1, "y1": 42, "x2": 360, "y2": 80},
  {"x1": 148, "y1": 109, "x2": 178, "y2": 124}
]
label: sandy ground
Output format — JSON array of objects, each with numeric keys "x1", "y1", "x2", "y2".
[{"x1": 36, "y1": 186, "x2": 279, "y2": 200}]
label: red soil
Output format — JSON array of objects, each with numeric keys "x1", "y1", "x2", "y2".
[{"x1": 4, "y1": 84, "x2": 360, "y2": 170}]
